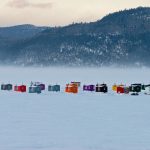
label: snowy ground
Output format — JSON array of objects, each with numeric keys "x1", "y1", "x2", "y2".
[{"x1": 0, "y1": 67, "x2": 150, "y2": 150}]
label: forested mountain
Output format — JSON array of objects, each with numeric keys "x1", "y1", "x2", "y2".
[{"x1": 0, "y1": 7, "x2": 150, "y2": 67}]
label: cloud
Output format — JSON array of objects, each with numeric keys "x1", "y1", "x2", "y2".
[
  {"x1": 30, "y1": 3, "x2": 53, "y2": 9},
  {"x1": 7, "y1": 0, "x2": 29, "y2": 8},
  {"x1": 7, "y1": 0, "x2": 53, "y2": 9}
]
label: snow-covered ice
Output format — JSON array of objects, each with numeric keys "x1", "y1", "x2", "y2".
[{"x1": 0, "y1": 67, "x2": 150, "y2": 150}]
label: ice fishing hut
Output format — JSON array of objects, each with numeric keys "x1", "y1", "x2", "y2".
[
  {"x1": 14, "y1": 85, "x2": 26, "y2": 92},
  {"x1": 31, "y1": 82, "x2": 45, "y2": 91},
  {"x1": 1, "y1": 84, "x2": 13, "y2": 91},
  {"x1": 124, "y1": 87, "x2": 130, "y2": 94},
  {"x1": 48, "y1": 85, "x2": 60, "y2": 92},
  {"x1": 144, "y1": 84, "x2": 150, "y2": 95},
  {"x1": 83, "y1": 85, "x2": 95, "y2": 91},
  {"x1": 39, "y1": 84, "x2": 45, "y2": 91},
  {"x1": 129, "y1": 84, "x2": 142, "y2": 93},
  {"x1": 65, "y1": 83, "x2": 78, "y2": 94},
  {"x1": 1, "y1": 84, "x2": 7, "y2": 90},
  {"x1": 117, "y1": 86, "x2": 124, "y2": 94},
  {"x1": 112, "y1": 84, "x2": 117, "y2": 91},
  {"x1": 95, "y1": 84, "x2": 108, "y2": 93},
  {"x1": 7, "y1": 84, "x2": 13, "y2": 91},
  {"x1": 29, "y1": 86, "x2": 41, "y2": 94}
]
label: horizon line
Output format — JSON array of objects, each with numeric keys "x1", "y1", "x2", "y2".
[{"x1": 0, "y1": 6, "x2": 149, "y2": 28}]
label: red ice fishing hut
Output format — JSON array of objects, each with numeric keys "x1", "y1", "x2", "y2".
[
  {"x1": 14, "y1": 85, "x2": 26, "y2": 92},
  {"x1": 117, "y1": 86, "x2": 124, "y2": 94}
]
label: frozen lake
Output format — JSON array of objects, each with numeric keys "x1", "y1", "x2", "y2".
[{"x1": 0, "y1": 67, "x2": 150, "y2": 150}]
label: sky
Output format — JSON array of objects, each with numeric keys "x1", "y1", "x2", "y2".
[{"x1": 0, "y1": 0, "x2": 150, "y2": 27}]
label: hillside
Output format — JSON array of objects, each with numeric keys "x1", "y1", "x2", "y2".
[{"x1": 0, "y1": 7, "x2": 150, "y2": 66}]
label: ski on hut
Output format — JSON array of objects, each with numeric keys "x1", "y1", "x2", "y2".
[{"x1": 71, "y1": 82, "x2": 81, "y2": 87}]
